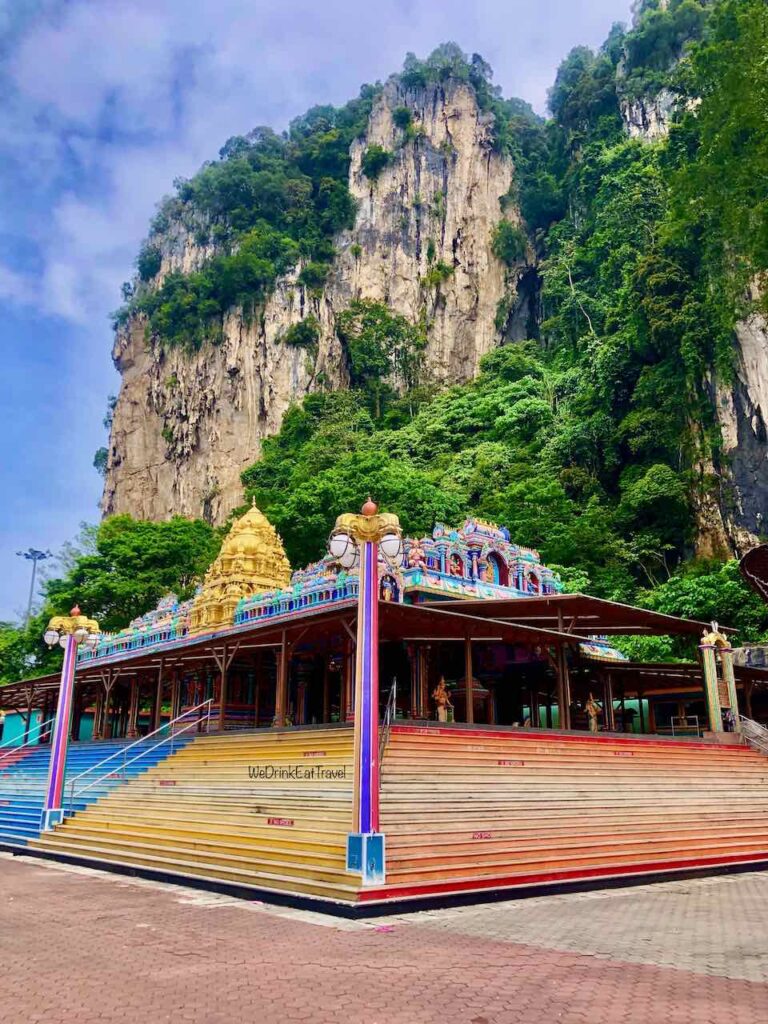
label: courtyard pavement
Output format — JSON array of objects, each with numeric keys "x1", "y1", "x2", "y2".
[{"x1": 1, "y1": 854, "x2": 767, "y2": 1023}]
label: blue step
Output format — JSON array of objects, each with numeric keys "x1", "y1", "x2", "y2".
[{"x1": 0, "y1": 735, "x2": 193, "y2": 846}]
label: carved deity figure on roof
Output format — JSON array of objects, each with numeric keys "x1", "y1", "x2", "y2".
[{"x1": 407, "y1": 540, "x2": 427, "y2": 570}]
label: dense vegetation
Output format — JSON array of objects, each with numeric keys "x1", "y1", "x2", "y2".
[
  {"x1": 114, "y1": 92, "x2": 377, "y2": 351},
  {"x1": 242, "y1": 0, "x2": 768, "y2": 642},
  {"x1": 5, "y1": 0, "x2": 768, "y2": 685},
  {"x1": 0, "y1": 518, "x2": 222, "y2": 682}
]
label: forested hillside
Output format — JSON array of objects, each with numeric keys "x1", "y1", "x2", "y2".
[{"x1": 4, "y1": 0, "x2": 768, "y2": 680}]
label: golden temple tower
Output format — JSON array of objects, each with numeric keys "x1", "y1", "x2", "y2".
[{"x1": 189, "y1": 501, "x2": 292, "y2": 634}]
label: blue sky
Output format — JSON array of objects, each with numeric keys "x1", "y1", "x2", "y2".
[{"x1": 0, "y1": 0, "x2": 633, "y2": 622}]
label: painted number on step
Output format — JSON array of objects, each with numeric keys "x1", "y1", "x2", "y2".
[
  {"x1": 497, "y1": 759, "x2": 524, "y2": 767},
  {"x1": 613, "y1": 751, "x2": 634, "y2": 757},
  {"x1": 268, "y1": 817, "x2": 294, "y2": 827},
  {"x1": 303, "y1": 751, "x2": 326, "y2": 757},
  {"x1": 158, "y1": 779, "x2": 177, "y2": 786},
  {"x1": 472, "y1": 831, "x2": 493, "y2": 840}
]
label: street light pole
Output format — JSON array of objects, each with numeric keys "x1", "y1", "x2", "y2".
[
  {"x1": 16, "y1": 548, "x2": 52, "y2": 627},
  {"x1": 328, "y1": 499, "x2": 402, "y2": 885},
  {"x1": 41, "y1": 605, "x2": 100, "y2": 830}
]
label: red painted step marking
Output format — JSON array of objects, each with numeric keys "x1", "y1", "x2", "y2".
[
  {"x1": 472, "y1": 831, "x2": 493, "y2": 840},
  {"x1": 303, "y1": 751, "x2": 326, "y2": 758},
  {"x1": 268, "y1": 817, "x2": 294, "y2": 827},
  {"x1": 498, "y1": 759, "x2": 525, "y2": 767},
  {"x1": 614, "y1": 751, "x2": 634, "y2": 757},
  {"x1": 158, "y1": 780, "x2": 177, "y2": 787}
]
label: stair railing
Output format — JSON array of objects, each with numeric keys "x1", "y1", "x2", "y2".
[
  {"x1": 0, "y1": 718, "x2": 53, "y2": 766},
  {"x1": 65, "y1": 698, "x2": 213, "y2": 814},
  {"x1": 378, "y1": 677, "x2": 397, "y2": 777},
  {"x1": 739, "y1": 715, "x2": 768, "y2": 756}
]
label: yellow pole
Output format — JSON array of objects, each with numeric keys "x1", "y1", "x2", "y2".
[{"x1": 700, "y1": 643, "x2": 723, "y2": 733}]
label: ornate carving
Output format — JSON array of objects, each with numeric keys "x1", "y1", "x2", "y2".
[{"x1": 189, "y1": 503, "x2": 291, "y2": 634}]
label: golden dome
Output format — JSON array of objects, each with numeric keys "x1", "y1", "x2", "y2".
[{"x1": 189, "y1": 501, "x2": 292, "y2": 634}]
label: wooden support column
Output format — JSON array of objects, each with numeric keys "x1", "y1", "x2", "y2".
[
  {"x1": 408, "y1": 645, "x2": 419, "y2": 720},
  {"x1": 218, "y1": 644, "x2": 228, "y2": 731},
  {"x1": 344, "y1": 635, "x2": 354, "y2": 722},
  {"x1": 253, "y1": 651, "x2": 263, "y2": 727},
  {"x1": 152, "y1": 661, "x2": 164, "y2": 733},
  {"x1": 464, "y1": 636, "x2": 474, "y2": 725},
  {"x1": 638, "y1": 689, "x2": 646, "y2": 733},
  {"x1": 419, "y1": 646, "x2": 431, "y2": 720},
  {"x1": 93, "y1": 690, "x2": 104, "y2": 740},
  {"x1": 322, "y1": 657, "x2": 331, "y2": 724},
  {"x1": 171, "y1": 672, "x2": 181, "y2": 721},
  {"x1": 126, "y1": 679, "x2": 140, "y2": 738},
  {"x1": 275, "y1": 631, "x2": 289, "y2": 727},
  {"x1": 604, "y1": 672, "x2": 616, "y2": 732}
]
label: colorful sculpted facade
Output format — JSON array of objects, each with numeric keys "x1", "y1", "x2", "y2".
[{"x1": 79, "y1": 514, "x2": 562, "y2": 664}]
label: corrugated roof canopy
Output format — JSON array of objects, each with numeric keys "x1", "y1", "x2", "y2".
[{"x1": 427, "y1": 593, "x2": 728, "y2": 637}]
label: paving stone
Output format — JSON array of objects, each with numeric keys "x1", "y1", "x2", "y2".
[{"x1": 0, "y1": 856, "x2": 766, "y2": 1023}]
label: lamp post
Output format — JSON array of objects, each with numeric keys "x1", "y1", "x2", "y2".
[
  {"x1": 41, "y1": 605, "x2": 99, "y2": 830},
  {"x1": 328, "y1": 498, "x2": 402, "y2": 884},
  {"x1": 16, "y1": 548, "x2": 52, "y2": 627}
]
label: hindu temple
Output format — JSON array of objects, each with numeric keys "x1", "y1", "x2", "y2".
[{"x1": 1, "y1": 501, "x2": 768, "y2": 912}]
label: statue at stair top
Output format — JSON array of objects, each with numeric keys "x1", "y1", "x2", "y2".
[
  {"x1": 432, "y1": 677, "x2": 453, "y2": 722},
  {"x1": 189, "y1": 501, "x2": 292, "y2": 635},
  {"x1": 585, "y1": 693, "x2": 601, "y2": 734}
]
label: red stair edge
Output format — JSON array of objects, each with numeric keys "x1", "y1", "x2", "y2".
[{"x1": 357, "y1": 850, "x2": 768, "y2": 903}]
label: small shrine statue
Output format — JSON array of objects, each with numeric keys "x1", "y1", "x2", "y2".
[
  {"x1": 477, "y1": 561, "x2": 489, "y2": 582},
  {"x1": 449, "y1": 554, "x2": 463, "y2": 577},
  {"x1": 585, "y1": 693, "x2": 601, "y2": 734},
  {"x1": 432, "y1": 676, "x2": 453, "y2": 723},
  {"x1": 380, "y1": 576, "x2": 396, "y2": 602}
]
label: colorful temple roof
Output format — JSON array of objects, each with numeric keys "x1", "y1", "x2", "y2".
[{"x1": 77, "y1": 512, "x2": 566, "y2": 664}]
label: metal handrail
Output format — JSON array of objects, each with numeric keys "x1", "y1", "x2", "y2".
[
  {"x1": 65, "y1": 699, "x2": 213, "y2": 812},
  {"x1": 379, "y1": 677, "x2": 397, "y2": 774},
  {"x1": 0, "y1": 717, "x2": 53, "y2": 764},
  {"x1": 740, "y1": 715, "x2": 768, "y2": 756}
]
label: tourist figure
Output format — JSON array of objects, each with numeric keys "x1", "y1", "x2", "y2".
[
  {"x1": 432, "y1": 677, "x2": 453, "y2": 722},
  {"x1": 585, "y1": 693, "x2": 601, "y2": 734}
]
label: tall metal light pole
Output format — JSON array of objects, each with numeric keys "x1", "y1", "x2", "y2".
[
  {"x1": 41, "y1": 605, "x2": 100, "y2": 830},
  {"x1": 16, "y1": 548, "x2": 52, "y2": 627},
  {"x1": 328, "y1": 499, "x2": 402, "y2": 885}
]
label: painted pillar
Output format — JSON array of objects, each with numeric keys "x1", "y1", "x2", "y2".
[
  {"x1": 720, "y1": 646, "x2": 741, "y2": 734},
  {"x1": 353, "y1": 538, "x2": 380, "y2": 835},
  {"x1": 700, "y1": 643, "x2": 723, "y2": 733},
  {"x1": 41, "y1": 634, "x2": 78, "y2": 830}
]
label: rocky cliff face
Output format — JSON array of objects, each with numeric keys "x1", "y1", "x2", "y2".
[
  {"x1": 103, "y1": 79, "x2": 519, "y2": 524},
  {"x1": 620, "y1": 89, "x2": 675, "y2": 141},
  {"x1": 704, "y1": 310, "x2": 768, "y2": 556},
  {"x1": 618, "y1": 82, "x2": 768, "y2": 557}
]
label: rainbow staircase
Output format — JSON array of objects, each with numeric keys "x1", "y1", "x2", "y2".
[
  {"x1": 367, "y1": 725, "x2": 768, "y2": 903},
  {"x1": 0, "y1": 738, "x2": 193, "y2": 846},
  {"x1": 30, "y1": 727, "x2": 357, "y2": 902}
]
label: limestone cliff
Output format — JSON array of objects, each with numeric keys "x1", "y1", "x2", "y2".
[{"x1": 103, "y1": 79, "x2": 520, "y2": 524}]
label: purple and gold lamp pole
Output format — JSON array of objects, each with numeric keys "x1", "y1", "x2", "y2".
[
  {"x1": 41, "y1": 605, "x2": 99, "y2": 830},
  {"x1": 329, "y1": 499, "x2": 402, "y2": 884}
]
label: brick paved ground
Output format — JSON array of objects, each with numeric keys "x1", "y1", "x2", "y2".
[{"x1": 1, "y1": 854, "x2": 767, "y2": 1024}]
